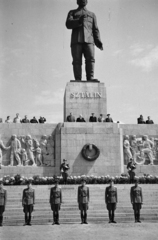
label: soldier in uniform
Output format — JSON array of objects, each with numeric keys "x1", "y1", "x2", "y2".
[
  {"x1": 49, "y1": 178, "x2": 62, "y2": 225},
  {"x1": 60, "y1": 159, "x2": 70, "y2": 184},
  {"x1": 0, "y1": 180, "x2": 7, "y2": 227},
  {"x1": 77, "y1": 178, "x2": 89, "y2": 224},
  {"x1": 127, "y1": 158, "x2": 136, "y2": 184},
  {"x1": 22, "y1": 180, "x2": 35, "y2": 226},
  {"x1": 105, "y1": 179, "x2": 118, "y2": 223},
  {"x1": 130, "y1": 179, "x2": 143, "y2": 223}
]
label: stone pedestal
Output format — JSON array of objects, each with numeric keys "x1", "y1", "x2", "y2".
[
  {"x1": 60, "y1": 122, "x2": 123, "y2": 176},
  {"x1": 64, "y1": 82, "x2": 107, "y2": 122}
]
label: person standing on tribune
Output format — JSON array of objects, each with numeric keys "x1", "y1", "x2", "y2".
[
  {"x1": 78, "y1": 178, "x2": 89, "y2": 224},
  {"x1": 105, "y1": 179, "x2": 117, "y2": 223},
  {"x1": 50, "y1": 178, "x2": 62, "y2": 225},
  {"x1": 22, "y1": 180, "x2": 35, "y2": 226},
  {"x1": 0, "y1": 180, "x2": 7, "y2": 227},
  {"x1": 130, "y1": 179, "x2": 143, "y2": 223}
]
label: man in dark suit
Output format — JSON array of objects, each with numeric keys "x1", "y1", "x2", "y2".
[
  {"x1": 89, "y1": 113, "x2": 97, "y2": 122},
  {"x1": 60, "y1": 159, "x2": 70, "y2": 185},
  {"x1": 137, "y1": 115, "x2": 145, "y2": 124},
  {"x1": 0, "y1": 180, "x2": 7, "y2": 227},
  {"x1": 76, "y1": 114, "x2": 86, "y2": 122},
  {"x1": 50, "y1": 178, "x2": 62, "y2": 225},
  {"x1": 130, "y1": 179, "x2": 143, "y2": 223},
  {"x1": 22, "y1": 180, "x2": 35, "y2": 226},
  {"x1": 30, "y1": 117, "x2": 38, "y2": 123},
  {"x1": 21, "y1": 115, "x2": 30, "y2": 123},
  {"x1": 39, "y1": 116, "x2": 46, "y2": 123},
  {"x1": 146, "y1": 116, "x2": 154, "y2": 124},
  {"x1": 105, "y1": 179, "x2": 117, "y2": 223},
  {"x1": 78, "y1": 178, "x2": 89, "y2": 224},
  {"x1": 105, "y1": 114, "x2": 113, "y2": 122},
  {"x1": 67, "y1": 113, "x2": 75, "y2": 122}
]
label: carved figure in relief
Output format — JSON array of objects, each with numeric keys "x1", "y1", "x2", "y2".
[
  {"x1": 130, "y1": 135, "x2": 139, "y2": 162},
  {"x1": 33, "y1": 140, "x2": 42, "y2": 166},
  {"x1": 20, "y1": 148, "x2": 29, "y2": 166},
  {"x1": 10, "y1": 135, "x2": 21, "y2": 166},
  {"x1": 140, "y1": 135, "x2": 154, "y2": 165},
  {"x1": 47, "y1": 135, "x2": 54, "y2": 155},
  {"x1": 123, "y1": 135, "x2": 132, "y2": 162},
  {"x1": 22, "y1": 135, "x2": 36, "y2": 166},
  {"x1": 40, "y1": 135, "x2": 49, "y2": 164},
  {"x1": 0, "y1": 135, "x2": 10, "y2": 167}
]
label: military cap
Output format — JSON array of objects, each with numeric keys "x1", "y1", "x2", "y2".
[
  {"x1": 26, "y1": 179, "x2": 32, "y2": 184},
  {"x1": 135, "y1": 178, "x2": 139, "y2": 183},
  {"x1": 109, "y1": 178, "x2": 114, "y2": 183},
  {"x1": 81, "y1": 177, "x2": 86, "y2": 183},
  {"x1": 54, "y1": 178, "x2": 60, "y2": 183}
]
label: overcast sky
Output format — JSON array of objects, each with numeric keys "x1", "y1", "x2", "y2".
[{"x1": 0, "y1": 0, "x2": 158, "y2": 123}]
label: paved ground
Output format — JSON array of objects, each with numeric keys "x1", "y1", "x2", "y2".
[{"x1": 0, "y1": 222, "x2": 158, "y2": 240}]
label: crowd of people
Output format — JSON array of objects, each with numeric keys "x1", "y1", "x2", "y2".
[
  {"x1": 1, "y1": 113, "x2": 155, "y2": 124},
  {"x1": 67, "y1": 113, "x2": 114, "y2": 122},
  {"x1": 4, "y1": 114, "x2": 46, "y2": 124}
]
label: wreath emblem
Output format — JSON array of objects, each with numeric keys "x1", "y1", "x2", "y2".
[{"x1": 82, "y1": 144, "x2": 100, "y2": 161}]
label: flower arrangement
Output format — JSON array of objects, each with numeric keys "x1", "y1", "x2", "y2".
[{"x1": 1, "y1": 173, "x2": 158, "y2": 185}]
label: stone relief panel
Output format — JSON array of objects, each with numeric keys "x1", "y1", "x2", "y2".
[
  {"x1": 123, "y1": 135, "x2": 158, "y2": 165},
  {"x1": 0, "y1": 134, "x2": 55, "y2": 167}
]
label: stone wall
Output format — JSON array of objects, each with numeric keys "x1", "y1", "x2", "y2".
[
  {"x1": 60, "y1": 122, "x2": 123, "y2": 176},
  {"x1": 1, "y1": 123, "x2": 158, "y2": 178},
  {"x1": 0, "y1": 123, "x2": 58, "y2": 177}
]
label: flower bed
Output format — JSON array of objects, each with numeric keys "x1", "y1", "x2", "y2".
[{"x1": 1, "y1": 173, "x2": 158, "y2": 185}]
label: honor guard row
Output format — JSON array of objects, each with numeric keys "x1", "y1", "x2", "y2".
[{"x1": 0, "y1": 178, "x2": 143, "y2": 226}]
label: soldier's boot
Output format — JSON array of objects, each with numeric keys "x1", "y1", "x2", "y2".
[
  {"x1": 81, "y1": 213, "x2": 84, "y2": 224},
  {"x1": 134, "y1": 211, "x2": 137, "y2": 223},
  {"x1": 23, "y1": 214, "x2": 28, "y2": 226},
  {"x1": 56, "y1": 212, "x2": 60, "y2": 225},
  {"x1": 28, "y1": 215, "x2": 32, "y2": 226},
  {"x1": 112, "y1": 212, "x2": 117, "y2": 223},
  {"x1": 108, "y1": 212, "x2": 112, "y2": 223},
  {"x1": 52, "y1": 212, "x2": 56, "y2": 225},
  {"x1": 86, "y1": 62, "x2": 94, "y2": 81},
  {"x1": 73, "y1": 64, "x2": 82, "y2": 80},
  {"x1": 137, "y1": 212, "x2": 141, "y2": 223},
  {"x1": 0, "y1": 216, "x2": 3, "y2": 226},
  {"x1": 84, "y1": 212, "x2": 88, "y2": 224}
]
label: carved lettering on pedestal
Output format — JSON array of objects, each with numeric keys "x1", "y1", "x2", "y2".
[{"x1": 70, "y1": 92, "x2": 102, "y2": 99}]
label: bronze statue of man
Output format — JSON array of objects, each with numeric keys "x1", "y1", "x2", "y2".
[{"x1": 66, "y1": 0, "x2": 103, "y2": 81}]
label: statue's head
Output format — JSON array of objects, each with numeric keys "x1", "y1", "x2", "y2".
[
  {"x1": 11, "y1": 134, "x2": 17, "y2": 140},
  {"x1": 142, "y1": 135, "x2": 148, "y2": 140},
  {"x1": 124, "y1": 135, "x2": 129, "y2": 140},
  {"x1": 26, "y1": 134, "x2": 32, "y2": 140},
  {"x1": 77, "y1": 0, "x2": 88, "y2": 7}
]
